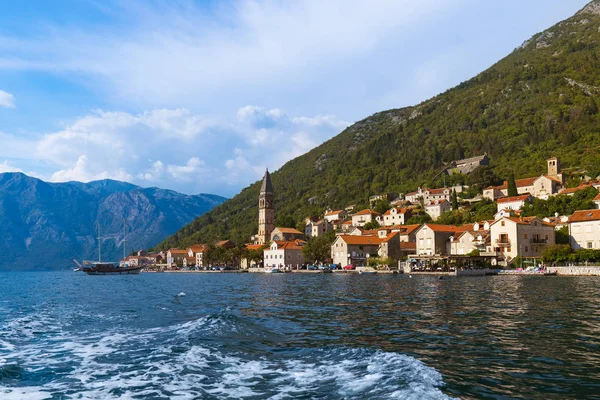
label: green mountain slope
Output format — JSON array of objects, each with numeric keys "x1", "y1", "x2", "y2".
[{"x1": 158, "y1": 1, "x2": 600, "y2": 249}]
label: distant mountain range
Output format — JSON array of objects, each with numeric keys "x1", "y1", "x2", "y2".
[
  {"x1": 0, "y1": 173, "x2": 226, "y2": 270},
  {"x1": 158, "y1": 1, "x2": 600, "y2": 249}
]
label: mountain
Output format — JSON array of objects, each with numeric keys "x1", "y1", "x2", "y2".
[
  {"x1": 0, "y1": 173, "x2": 226, "y2": 270},
  {"x1": 158, "y1": 1, "x2": 600, "y2": 249}
]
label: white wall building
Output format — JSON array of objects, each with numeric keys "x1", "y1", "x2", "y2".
[{"x1": 568, "y1": 209, "x2": 600, "y2": 250}]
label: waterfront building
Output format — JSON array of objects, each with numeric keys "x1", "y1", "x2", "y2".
[
  {"x1": 568, "y1": 209, "x2": 600, "y2": 250},
  {"x1": 257, "y1": 169, "x2": 275, "y2": 245},
  {"x1": 414, "y1": 224, "x2": 460, "y2": 256},
  {"x1": 166, "y1": 249, "x2": 188, "y2": 267},
  {"x1": 449, "y1": 222, "x2": 491, "y2": 255},
  {"x1": 263, "y1": 240, "x2": 305, "y2": 268},
  {"x1": 331, "y1": 233, "x2": 399, "y2": 267},
  {"x1": 488, "y1": 216, "x2": 555, "y2": 264},
  {"x1": 187, "y1": 244, "x2": 208, "y2": 268}
]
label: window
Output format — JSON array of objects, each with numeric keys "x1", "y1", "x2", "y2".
[
  {"x1": 524, "y1": 233, "x2": 528, "y2": 239},
  {"x1": 501, "y1": 221, "x2": 505, "y2": 226},
  {"x1": 588, "y1": 242, "x2": 593, "y2": 249},
  {"x1": 524, "y1": 246, "x2": 528, "y2": 252}
]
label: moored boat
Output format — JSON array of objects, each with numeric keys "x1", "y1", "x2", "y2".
[
  {"x1": 72, "y1": 260, "x2": 143, "y2": 275},
  {"x1": 265, "y1": 267, "x2": 282, "y2": 273}
]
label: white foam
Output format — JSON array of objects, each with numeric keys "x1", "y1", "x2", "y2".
[{"x1": 0, "y1": 312, "x2": 456, "y2": 399}]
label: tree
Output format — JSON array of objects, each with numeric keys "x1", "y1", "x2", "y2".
[
  {"x1": 363, "y1": 220, "x2": 381, "y2": 230},
  {"x1": 275, "y1": 215, "x2": 297, "y2": 228},
  {"x1": 302, "y1": 231, "x2": 336, "y2": 263},
  {"x1": 373, "y1": 199, "x2": 391, "y2": 215},
  {"x1": 555, "y1": 226, "x2": 570, "y2": 245},
  {"x1": 507, "y1": 173, "x2": 518, "y2": 197},
  {"x1": 451, "y1": 189, "x2": 459, "y2": 210},
  {"x1": 542, "y1": 244, "x2": 573, "y2": 263}
]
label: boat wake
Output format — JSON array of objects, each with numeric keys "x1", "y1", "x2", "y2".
[{"x1": 0, "y1": 310, "x2": 454, "y2": 399}]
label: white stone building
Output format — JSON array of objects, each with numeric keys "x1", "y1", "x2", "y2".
[
  {"x1": 424, "y1": 200, "x2": 451, "y2": 221},
  {"x1": 568, "y1": 209, "x2": 600, "y2": 250}
]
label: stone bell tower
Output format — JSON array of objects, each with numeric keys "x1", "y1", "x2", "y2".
[{"x1": 257, "y1": 169, "x2": 274, "y2": 244}]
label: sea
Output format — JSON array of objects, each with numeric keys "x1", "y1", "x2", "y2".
[{"x1": 0, "y1": 272, "x2": 599, "y2": 400}]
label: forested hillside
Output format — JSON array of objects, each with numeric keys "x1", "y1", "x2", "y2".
[{"x1": 159, "y1": 1, "x2": 600, "y2": 249}]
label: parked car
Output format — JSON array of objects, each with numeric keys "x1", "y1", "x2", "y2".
[
  {"x1": 308, "y1": 265, "x2": 318, "y2": 270},
  {"x1": 343, "y1": 265, "x2": 355, "y2": 270}
]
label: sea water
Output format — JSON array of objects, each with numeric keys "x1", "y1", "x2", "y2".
[{"x1": 0, "y1": 272, "x2": 599, "y2": 399}]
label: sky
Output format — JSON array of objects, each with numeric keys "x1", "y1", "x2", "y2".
[{"x1": 0, "y1": 0, "x2": 591, "y2": 197}]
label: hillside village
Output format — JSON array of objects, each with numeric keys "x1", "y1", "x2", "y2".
[{"x1": 130, "y1": 155, "x2": 600, "y2": 271}]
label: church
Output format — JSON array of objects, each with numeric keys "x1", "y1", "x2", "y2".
[{"x1": 251, "y1": 169, "x2": 306, "y2": 268}]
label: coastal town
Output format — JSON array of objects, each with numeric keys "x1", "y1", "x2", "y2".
[{"x1": 127, "y1": 155, "x2": 600, "y2": 275}]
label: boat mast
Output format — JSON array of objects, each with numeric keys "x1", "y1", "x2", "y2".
[{"x1": 97, "y1": 222, "x2": 101, "y2": 262}]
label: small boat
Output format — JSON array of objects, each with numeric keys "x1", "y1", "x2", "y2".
[
  {"x1": 359, "y1": 270, "x2": 377, "y2": 275},
  {"x1": 264, "y1": 267, "x2": 282, "y2": 273}
]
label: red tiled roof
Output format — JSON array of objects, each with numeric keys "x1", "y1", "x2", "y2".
[
  {"x1": 353, "y1": 209, "x2": 381, "y2": 216},
  {"x1": 569, "y1": 209, "x2": 600, "y2": 223},
  {"x1": 400, "y1": 241, "x2": 417, "y2": 250},
  {"x1": 273, "y1": 240, "x2": 304, "y2": 250},
  {"x1": 425, "y1": 199, "x2": 448, "y2": 206},
  {"x1": 337, "y1": 235, "x2": 382, "y2": 245},
  {"x1": 168, "y1": 249, "x2": 188, "y2": 254},
  {"x1": 245, "y1": 244, "x2": 265, "y2": 251},
  {"x1": 594, "y1": 194, "x2": 600, "y2": 201},
  {"x1": 428, "y1": 187, "x2": 449, "y2": 195},
  {"x1": 325, "y1": 210, "x2": 344, "y2": 216},
  {"x1": 383, "y1": 207, "x2": 409, "y2": 216},
  {"x1": 422, "y1": 224, "x2": 460, "y2": 233},
  {"x1": 188, "y1": 244, "x2": 207, "y2": 253},
  {"x1": 380, "y1": 231, "x2": 400, "y2": 242},
  {"x1": 497, "y1": 194, "x2": 532, "y2": 204},
  {"x1": 342, "y1": 221, "x2": 353, "y2": 225},
  {"x1": 274, "y1": 227, "x2": 304, "y2": 234}
]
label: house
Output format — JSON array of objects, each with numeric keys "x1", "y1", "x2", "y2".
[
  {"x1": 488, "y1": 216, "x2": 555, "y2": 264},
  {"x1": 558, "y1": 180, "x2": 600, "y2": 196},
  {"x1": 341, "y1": 220, "x2": 354, "y2": 232},
  {"x1": 182, "y1": 256, "x2": 196, "y2": 269},
  {"x1": 377, "y1": 232, "x2": 402, "y2": 262},
  {"x1": 324, "y1": 209, "x2": 347, "y2": 223},
  {"x1": 496, "y1": 194, "x2": 533, "y2": 212},
  {"x1": 414, "y1": 224, "x2": 460, "y2": 256},
  {"x1": 263, "y1": 240, "x2": 305, "y2": 268},
  {"x1": 568, "y1": 209, "x2": 600, "y2": 250},
  {"x1": 187, "y1": 244, "x2": 208, "y2": 267},
  {"x1": 447, "y1": 153, "x2": 490, "y2": 175},
  {"x1": 382, "y1": 207, "x2": 411, "y2": 226},
  {"x1": 449, "y1": 222, "x2": 491, "y2": 256},
  {"x1": 166, "y1": 249, "x2": 188, "y2": 267},
  {"x1": 542, "y1": 215, "x2": 569, "y2": 230},
  {"x1": 270, "y1": 227, "x2": 305, "y2": 242},
  {"x1": 405, "y1": 187, "x2": 452, "y2": 204},
  {"x1": 304, "y1": 218, "x2": 333, "y2": 238},
  {"x1": 345, "y1": 204, "x2": 357, "y2": 214},
  {"x1": 351, "y1": 209, "x2": 382, "y2": 227},
  {"x1": 594, "y1": 194, "x2": 600, "y2": 209},
  {"x1": 484, "y1": 158, "x2": 564, "y2": 201},
  {"x1": 424, "y1": 199, "x2": 451, "y2": 220}
]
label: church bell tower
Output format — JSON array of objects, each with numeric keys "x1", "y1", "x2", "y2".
[{"x1": 258, "y1": 169, "x2": 274, "y2": 244}]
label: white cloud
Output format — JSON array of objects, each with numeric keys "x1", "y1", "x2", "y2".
[
  {"x1": 0, "y1": 160, "x2": 23, "y2": 173},
  {"x1": 0, "y1": 90, "x2": 15, "y2": 108},
  {"x1": 1, "y1": 105, "x2": 347, "y2": 195},
  {"x1": 50, "y1": 155, "x2": 133, "y2": 183}
]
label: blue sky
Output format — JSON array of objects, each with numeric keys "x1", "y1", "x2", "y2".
[{"x1": 0, "y1": 0, "x2": 591, "y2": 197}]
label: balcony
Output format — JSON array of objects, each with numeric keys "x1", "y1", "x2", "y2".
[{"x1": 495, "y1": 238, "x2": 511, "y2": 245}]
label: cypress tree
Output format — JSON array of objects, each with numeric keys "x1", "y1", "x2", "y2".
[
  {"x1": 507, "y1": 173, "x2": 518, "y2": 197},
  {"x1": 451, "y1": 189, "x2": 459, "y2": 210}
]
